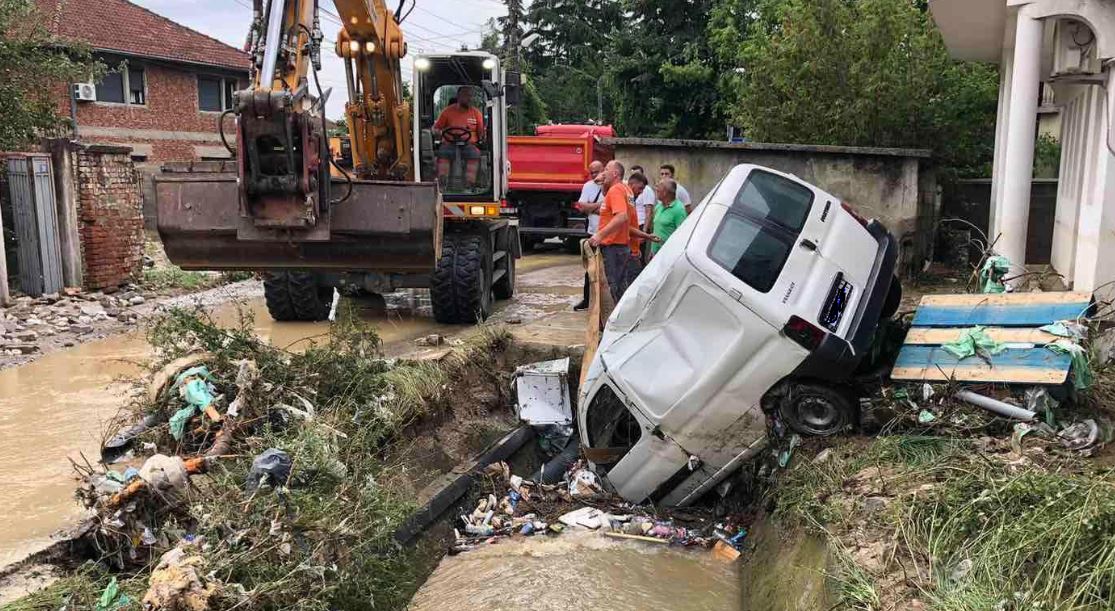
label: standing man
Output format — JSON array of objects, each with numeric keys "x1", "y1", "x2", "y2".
[
  {"x1": 589, "y1": 160, "x2": 634, "y2": 302},
  {"x1": 432, "y1": 86, "x2": 484, "y2": 189},
  {"x1": 628, "y1": 172, "x2": 655, "y2": 264},
  {"x1": 658, "y1": 164, "x2": 692, "y2": 212},
  {"x1": 649, "y1": 179, "x2": 688, "y2": 259},
  {"x1": 572, "y1": 160, "x2": 605, "y2": 311}
]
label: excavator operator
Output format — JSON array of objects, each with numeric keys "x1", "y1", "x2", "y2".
[{"x1": 432, "y1": 86, "x2": 484, "y2": 189}]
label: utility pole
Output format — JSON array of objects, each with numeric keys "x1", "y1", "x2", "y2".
[{"x1": 503, "y1": 0, "x2": 524, "y2": 133}]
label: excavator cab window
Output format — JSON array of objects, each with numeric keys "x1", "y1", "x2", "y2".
[{"x1": 430, "y1": 84, "x2": 493, "y2": 197}]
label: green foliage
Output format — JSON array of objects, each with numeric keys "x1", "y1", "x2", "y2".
[
  {"x1": 715, "y1": 0, "x2": 999, "y2": 173},
  {"x1": 0, "y1": 0, "x2": 104, "y2": 149},
  {"x1": 478, "y1": 18, "x2": 549, "y2": 133},
  {"x1": 1034, "y1": 132, "x2": 1061, "y2": 178}
]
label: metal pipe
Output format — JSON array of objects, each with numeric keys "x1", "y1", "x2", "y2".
[
  {"x1": 259, "y1": 0, "x2": 286, "y2": 90},
  {"x1": 955, "y1": 390, "x2": 1036, "y2": 421},
  {"x1": 344, "y1": 58, "x2": 356, "y2": 104}
]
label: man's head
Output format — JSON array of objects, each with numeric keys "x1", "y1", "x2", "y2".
[
  {"x1": 588, "y1": 160, "x2": 604, "y2": 184},
  {"x1": 656, "y1": 178, "x2": 677, "y2": 204},
  {"x1": 456, "y1": 86, "x2": 473, "y2": 108},
  {"x1": 631, "y1": 165, "x2": 645, "y2": 176},
  {"x1": 658, "y1": 164, "x2": 676, "y2": 180},
  {"x1": 603, "y1": 160, "x2": 625, "y2": 188},
  {"x1": 627, "y1": 172, "x2": 648, "y2": 196}
]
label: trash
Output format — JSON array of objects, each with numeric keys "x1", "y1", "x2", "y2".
[
  {"x1": 941, "y1": 326, "x2": 1005, "y2": 360},
  {"x1": 918, "y1": 410, "x2": 937, "y2": 424},
  {"x1": 1039, "y1": 320, "x2": 1087, "y2": 340},
  {"x1": 1024, "y1": 387, "x2": 1058, "y2": 423},
  {"x1": 514, "y1": 358, "x2": 573, "y2": 425},
  {"x1": 712, "y1": 539, "x2": 742, "y2": 562},
  {"x1": 778, "y1": 434, "x2": 801, "y2": 468},
  {"x1": 139, "y1": 454, "x2": 190, "y2": 499},
  {"x1": 955, "y1": 390, "x2": 1036, "y2": 421},
  {"x1": 415, "y1": 334, "x2": 443, "y2": 346},
  {"x1": 534, "y1": 423, "x2": 575, "y2": 457},
  {"x1": 604, "y1": 531, "x2": 669, "y2": 544},
  {"x1": 94, "y1": 577, "x2": 131, "y2": 611},
  {"x1": 168, "y1": 366, "x2": 219, "y2": 440},
  {"x1": 979, "y1": 255, "x2": 1011, "y2": 293},
  {"x1": 951, "y1": 557, "x2": 974, "y2": 582},
  {"x1": 558, "y1": 506, "x2": 605, "y2": 529},
  {"x1": 1060, "y1": 419, "x2": 1100, "y2": 453},
  {"x1": 245, "y1": 448, "x2": 292, "y2": 492},
  {"x1": 921, "y1": 383, "x2": 935, "y2": 402},
  {"x1": 1047, "y1": 339, "x2": 1092, "y2": 390},
  {"x1": 568, "y1": 467, "x2": 603, "y2": 498},
  {"x1": 812, "y1": 448, "x2": 833, "y2": 464},
  {"x1": 102, "y1": 412, "x2": 165, "y2": 463},
  {"x1": 142, "y1": 542, "x2": 219, "y2": 611}
]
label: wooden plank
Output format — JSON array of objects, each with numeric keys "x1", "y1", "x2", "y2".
[
  {"x1": 904, "y1": 327, "x2": 1059, "y2": 345},
  {"x1": 911, "y1": 303, "x2": 1090, "y2": 327},
  {"x1": 891, "y1": 345, "x2": 1071, "y2": 384},
  {"x1": 919, "y1": 292, "x2": 1092, "y2": 306}
]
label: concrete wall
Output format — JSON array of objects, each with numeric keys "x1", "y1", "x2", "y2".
[
  {"x1": 941, "y1": 178, "x2": 1058, "y2": 265},
  {"x1": 606, "y1": 138, "x2": 936, "y2": 275}
]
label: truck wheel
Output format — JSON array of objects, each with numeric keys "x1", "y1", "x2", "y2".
[
  {"x1": 263, "y1": 271, "x2": 332, "y2": 322},
  {"x1": 779, "y1": 382, "x2": 855, "y2": 437},
  {"x1": 431, "y1": 233, "x2": 492, "y2": 324},
  {"x1": 493, "y1": 249, "x2": 516, "y2": 300}
]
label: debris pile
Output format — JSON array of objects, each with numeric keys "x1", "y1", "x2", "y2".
[{"x1": 0, "y1": 288, "x2": 147, "y2": 356}]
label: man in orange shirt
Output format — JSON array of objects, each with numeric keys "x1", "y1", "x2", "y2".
[
  {"x1": 589, "y1": 160, "x2": 658, "y2": 301},
  {"x1": 432, "y1": 86, "x2": 484, "y2": 189}
]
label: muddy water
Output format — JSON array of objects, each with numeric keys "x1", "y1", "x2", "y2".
[
  {"x1": 0, "y1": 253, "x2": 583, "y2": 566},
  {"x1": 410, "y1": 532, "x2": 740, "y2": 611}
]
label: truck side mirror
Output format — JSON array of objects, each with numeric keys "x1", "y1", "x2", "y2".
[
  {"x1": 504, "y1": 71, "x2": 522, "y2": 106},
  {"x1": 481, "y1": 79, "x2": 502, "y2": 99}
]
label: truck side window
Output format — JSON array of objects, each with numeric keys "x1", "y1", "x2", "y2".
[
  {"x1": 707, "y1": 170, "x2": 814, "y2": 293},
  {"x1": 585, "y1": 385, "x2": 641, "y2": 468}
]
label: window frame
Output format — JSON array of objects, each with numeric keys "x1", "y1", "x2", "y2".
[
  {"x1": 197, "y1": 75, "x2": 240, "y2": 113},
  {"x1": 704, "y1": 169, "x2": 815, "y2": 294},
  {"x1": 95, "y1": 60, "x2": 147, "y2": 107}
]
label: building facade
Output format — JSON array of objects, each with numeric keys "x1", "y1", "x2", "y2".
[
  {"x1": 930, "y1": 0, "x2": 1115, "y2": 295},
  {"x1": 38, "y1": 0, "x2": 249, "y2": 163}
]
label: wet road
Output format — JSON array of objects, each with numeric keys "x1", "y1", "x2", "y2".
[{"x1": 0, "y1": 251, "x2": 584, "y2": 566}]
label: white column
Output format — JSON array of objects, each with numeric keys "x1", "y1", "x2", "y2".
[
  {"x1": 989, "y1": 20, "x2": 1015, "y2": 240},
  {"x1": 995, "y1": 10, "x2": 1043, "y2": 271}
]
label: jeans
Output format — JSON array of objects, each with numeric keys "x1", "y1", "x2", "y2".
[{"x1": 601, "y1": 244, "x2": 631, "y2": 303}]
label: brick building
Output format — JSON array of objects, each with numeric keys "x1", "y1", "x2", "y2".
[{"x1": 38, "y1": 0, "x2": 249, "y2": 163}]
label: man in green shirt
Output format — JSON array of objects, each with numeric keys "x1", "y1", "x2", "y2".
[{"x1": 648, "y1": 178, "x2": 688, "y2": 257}]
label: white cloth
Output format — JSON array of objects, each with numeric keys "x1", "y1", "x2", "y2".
[
  {"x1": 634, "y1": 187, "x2": 655, "y2": 226},
  {"x1": 675, "y1": 183, "x2": 691, "y2": 207},
  {"x1": 578, "y1": 179, "x2": 605, "y2": 233}
]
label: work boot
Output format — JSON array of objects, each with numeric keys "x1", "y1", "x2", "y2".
[{"x1": 573, "y1": 299, "x2": 588, "y2": 311}]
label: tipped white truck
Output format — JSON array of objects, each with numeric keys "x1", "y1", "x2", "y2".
[{"x1": 578, "y1": 164, "x2": 901, "y2": 506}]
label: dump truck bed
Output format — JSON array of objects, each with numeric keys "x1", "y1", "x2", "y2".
[{"x1": 154, "y1": 162, "x2": 441, "y2": 273}]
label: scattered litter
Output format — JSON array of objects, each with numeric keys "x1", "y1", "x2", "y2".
[
  {"x1": 979, "y1": 255, "x2": 1011, "y2": 293},
  {"x1": 712, "y1": 539, "x2": 742, "y2": 561},
  {"x1": 778, "y1": 434, "x2": 801, "y2": 468},
  {"x1": 142, "y1": 541, "x2": 220, "y2": 610},
  {"x1": 812, "y1": 448, "x2": 833, "y2": 464},
  {"x1": 94, "y1": 577, "x2": 131, "y2": 611},
  {"x1": 139, "y1": 454, "x2": 190, "y2": 500},
  {"x1": 245, "y1": 448, "x2": 293, "y2": 492},
  {"x1": 1039, "y1": 321, "x2": 1086, "y2": 340},
  {"x1": 1047, "y1": 339, "x2": 1092, "y2": 390},
  {"x1": 941, "y1": 326, "x2": 1004, "y2": 360},
  {"x1": 514, "y1": 358, "x2": 572, "y2": 425},
  {"x1": 568, "y1": 467, "x2": 603, "y2": 498},
  {"x1": 1060, "y1": 419, "x2": 1100, "y2": 453},
  {"x1": 1024, "y1": 386, "x2": 1058, "y2": 417},
  {"x1": 415, "y1": 334, "x2": 443, "y2": 347},
  {"x1": 559, "y1": 506, "x2": 604, "y2": 529},
  {"x1": 955, "y1": 390, "x2": 1036, "y2": 421},
  {"x1": 921, "y1": 383, "x2": 935, "y2": 402},
  {"x1": 918, "y1": 410, "x2": 937, "y2": 424},
  {"x1": 168, "y1": 366, "x2": 219, "y2": 440}
]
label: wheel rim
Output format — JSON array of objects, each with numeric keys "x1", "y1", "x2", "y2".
[{"x1": 796, "y1": 395, "x2": 841, "y2": 434}]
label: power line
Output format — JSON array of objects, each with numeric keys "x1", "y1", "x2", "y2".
[{"x1": 413, "y1": 6, "x2": 488, "y2": 35}]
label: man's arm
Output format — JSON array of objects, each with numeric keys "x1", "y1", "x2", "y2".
[
  {"x1": 590, "y1": 211, "x2": 627, "y2": 246},
  {"x1": 630, "y1": 226, "x2": 660, "y2": 242}
]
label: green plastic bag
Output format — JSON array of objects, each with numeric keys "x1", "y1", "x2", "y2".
[
  {"x1": 942, "y1": 326, "x2": 1005, "y2": 360},
  {"x1": 980, "y1": 255, "x2": 1011, "y2": 293},
  {"x1": 1048, "y1": 339, "x2": 1093, "y2": 390},
  {"x1": 95, "y1": 577, "x2": 131, "y2": 610}
]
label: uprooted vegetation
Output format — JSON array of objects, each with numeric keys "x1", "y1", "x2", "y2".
[
  {"x1": 7, "y1": 306, "x2": 530, "y2": 611},
  {"x1": 766, "y1": 367, "x2": 1115, "y2": 611}
]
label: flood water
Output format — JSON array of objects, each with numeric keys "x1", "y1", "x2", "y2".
[{"x1": 410, "y1": 531, "x2": 741, "y2": 610}]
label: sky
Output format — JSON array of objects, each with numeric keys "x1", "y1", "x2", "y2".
[{"x1": 132, "y1": 0, "x2": 507, "y2": 119}]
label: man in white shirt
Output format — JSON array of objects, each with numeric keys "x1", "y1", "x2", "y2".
[
  {"x1": 658, "y1": 164, "x2": 692, "y2": 212},
  {"x1": 572, "y1": 160, "x2": 605, "y2": 311}
]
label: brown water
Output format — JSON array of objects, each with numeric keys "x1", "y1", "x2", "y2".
[
  {"x1": 409, "y1": 532, "x2": 741, "y2": 611},
  {"x1": 0, "y1": 253, "x2": 584, "y2": 567}
]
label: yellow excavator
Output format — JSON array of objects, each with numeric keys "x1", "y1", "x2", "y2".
[{"x1": 155, "y1": 0, "x2": 521, "y2": 323}]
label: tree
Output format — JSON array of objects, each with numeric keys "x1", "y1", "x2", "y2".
[
  {"x1": 479, "y1": 19, "x2": 549, "y2": 133},
  {"x1": 715, "y1": 0, "x2": 999, "y2": 174},
  {"x1": 0, "y1": 0, "x2": 103, "y2": 149}
]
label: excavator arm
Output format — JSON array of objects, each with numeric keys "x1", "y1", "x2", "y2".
[{"x1": 237, "y1": 0, "x2": 412, "y2": 230}]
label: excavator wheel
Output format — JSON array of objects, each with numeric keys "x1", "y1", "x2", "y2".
[
  {"x1": 431, "y1": 232, "x2": 492, "y2": 324},
  {"x1": 263, "y1": 271, "x2": 332, "y2": 322}
]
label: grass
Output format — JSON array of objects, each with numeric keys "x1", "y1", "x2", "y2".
[
  {"x1": 11, "y1": 306, "x2": 516, "y2": 611},
  {"x1": 2, "y1": 564, "x2": 145, "y2": 610},
  {"x1": 140, "y1": 266, "x2": 253, "y2": 292}
]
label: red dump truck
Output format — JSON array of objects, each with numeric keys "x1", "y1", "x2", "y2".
[{"x1": 505, "y1": 125, "x2": 615, "y2": 250}]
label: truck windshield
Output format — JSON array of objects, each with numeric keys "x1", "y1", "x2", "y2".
[{"x1": 706, "y1": 170, "x2": 814, "y2": 293}]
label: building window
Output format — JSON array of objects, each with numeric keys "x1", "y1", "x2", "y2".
[
  {"x1": 198, "y1": 76, "x2": 238, "y2": 112},
  {"x1": 96, "y1": 64, "x2": 146, "y2": 105}
]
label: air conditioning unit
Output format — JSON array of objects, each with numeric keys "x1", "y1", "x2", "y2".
[
  {"x1": 72, "y1": 82, "x2": 96, "y2": 102},
  {"x1": 1052, "y1": 19, "x2": 1100, "y2": 78}
]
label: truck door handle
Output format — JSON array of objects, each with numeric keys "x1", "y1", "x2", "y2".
[{"x1": 800, "y1": 239, "x2": 817, "y2": 251}]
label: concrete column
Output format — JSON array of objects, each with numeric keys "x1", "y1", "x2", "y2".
[
  {"x1": 0, "y1": 201, "x2": 9, "y2": 306},
  {"x1": 48, "y1": 139, "x2": 83, "y2": 288},
  {"x1": 989, "y1": 20, "x2": 1015, "y2": 241},
  {"x1": 995, "y1": 10, "x2": 1043, "y2": 271}
]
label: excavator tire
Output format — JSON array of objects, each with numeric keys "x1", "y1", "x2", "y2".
[
  {"x1": 263, "y1": 271, "x2": 332, "y2": 322},
  {"x1": 431, "y1": 232, "x2": 492, "y2": 324}
]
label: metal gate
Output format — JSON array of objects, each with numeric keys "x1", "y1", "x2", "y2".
[{"x1": 6, "y1": 155, "x2": 63, "y2": 297}]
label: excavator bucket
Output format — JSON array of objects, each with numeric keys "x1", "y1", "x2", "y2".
[{"x1": 154, "y1": 162, "x2": 441, "y2": 273}]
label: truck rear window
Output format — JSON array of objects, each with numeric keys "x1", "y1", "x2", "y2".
[{"x1": 707, "y1": 170, "x2": 814, "y2": 293}]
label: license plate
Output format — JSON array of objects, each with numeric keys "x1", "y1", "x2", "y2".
[{"x1": 819, "y1": 274, "x2": 852, "y2": 332}]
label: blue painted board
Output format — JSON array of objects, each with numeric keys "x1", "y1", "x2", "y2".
[{"x1": 911, "y1": 303, "x2": 1091, "y2": 327}]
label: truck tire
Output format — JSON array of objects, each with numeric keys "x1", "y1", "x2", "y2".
[
  {"x1": 263, "y1": 272, "x2": 332, "y2": 322},
  {"x1": 431, "y1": 233, "x2": 492, "y2": 324},
  {"x1": 779, "y1": 382, "x2": 855, "y2": 437},
  {"x1": 493, "y1": 246, "x2": 516, "y2": 300}
]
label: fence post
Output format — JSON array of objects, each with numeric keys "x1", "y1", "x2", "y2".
[
  {"x1": 0, "y1": 197, "x2": 9, "y2": 306},
  {"x1": 48, "y1": 139, "x2": 82, "y2": 288}
]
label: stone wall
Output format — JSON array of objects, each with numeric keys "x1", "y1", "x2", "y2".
[
  {"x1": 75, "y1": 145, "x2": 144, "y2": 289},
  {"x1": 605, "y1": 138, "x2": 937, "y2": 275}
]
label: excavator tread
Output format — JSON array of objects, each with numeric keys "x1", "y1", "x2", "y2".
[
  {"x1": 431, "y1": 233, "x2": 491, "y2": 324},
  {"x1": 264, "y1": 272, "x2": 331, "y2": 321}
]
